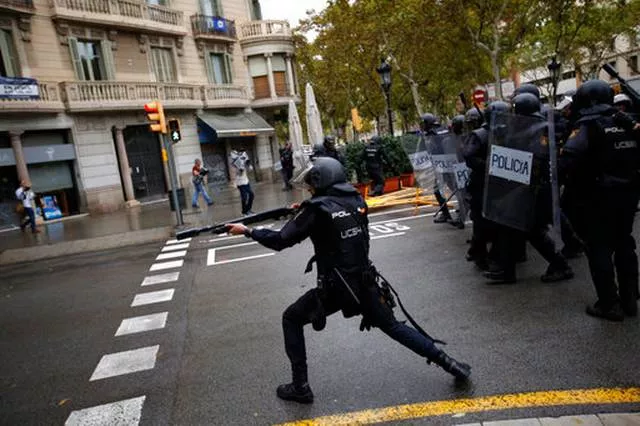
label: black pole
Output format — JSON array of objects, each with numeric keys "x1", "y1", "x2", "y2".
[{"x1": 385, "y1": 85, "x2": 393, "y2": 135}]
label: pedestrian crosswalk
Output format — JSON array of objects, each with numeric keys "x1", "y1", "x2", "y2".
[{"x1": 65, "y1": 237, "x2": 190, "y2": 425}]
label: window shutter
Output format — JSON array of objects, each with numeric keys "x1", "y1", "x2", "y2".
[
  {"x1": 101, "y1": 40, "x2": 115, "y2": 80},
  {"x1": 224, "y1": 53, "x2": 233, "y2": 83},
  {"x1": 68, "y1": 37, "x2": 84, "y2": 79},
  {"x1": 204, "y1": 51, "x2": 215, "y2": 84},
  {"x1": 0, "y1": 30, "x2": 18, "y2": 77},
  {"x1": 215, "y1": 0, "x2": 223, "y2": 16}
]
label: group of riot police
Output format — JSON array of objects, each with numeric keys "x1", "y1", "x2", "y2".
[{"x1": 419, "y1": 79, "x2": 640, "y2": 322}]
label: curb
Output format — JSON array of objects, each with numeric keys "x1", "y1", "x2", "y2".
[{"x1": 0, "y1": 226, "x2": 174, "y2": 266}]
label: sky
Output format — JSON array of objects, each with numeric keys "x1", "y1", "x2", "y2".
[{"x1": 260, "y1": 0, "x2": 327, "y2": 31}]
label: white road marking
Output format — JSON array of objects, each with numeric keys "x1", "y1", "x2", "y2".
[
  {"x1": 371, "y1": 232, "x2": 406, "y2": 240},
  {"x1": 131, "y1": 289, "x2": 175, "y2": 307},
  {"x1": 215, "y1": 241, "x2": 259, "y2": 251},
  {"x1": 211, "y1": 253, "x2": 274, "y2": 265},
  {"x1": 207, "y1": 249, "x2": 216, "y2": 266},
  {"x1": 90, "y1": 346, "x2": 159, "y2": 381},
  {"x1": 115, "y1": 312, "x2": 168, "y2": 337},
  {"x1": 166, "y1": 238, "x2": 191, "y2": 244},
  {"x1": 149, "y1": 260, "x2": 183, "y2": 271},
  {"x1": 141, "y1": 272, "x2": 179, "y2": 286},
  {"x1": 369, "y1": 212, "x2": 434, "y2": 226},
  {"x1": 156, "y1": 250, "x2": 187, "y2": 261},
  {"x1": 204, "y1": 235, "x2": 244, "y2": 243},
  {"x1": 65, "y1": 396, "x2": 145, "y2": 426},
  {"x1": 161, "y1": 242, "x2": 189, "y2": 252}
]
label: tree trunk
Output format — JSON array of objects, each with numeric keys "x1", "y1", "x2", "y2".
[
  {"x1": 491, "y1": 52, "x2": 502, "y2": 100},
  {"x1": 410, "y1": 81, "x2": 423, "y2": 116}
]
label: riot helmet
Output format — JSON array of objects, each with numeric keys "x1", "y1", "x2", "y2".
[
  {"x1": 512, "y1": 93, "x2": 541, "y2": 116},
  {"x1": 323, "y1": 135, "x2": 336, "y2": 151},
  {"x1": 302, "y1": 157, "x2": 353, "y2": 193},
  {"x1": 573, "y1": 79, "x2": 614, "y2": 117},
  {"x1": 450, "y1": 115, "x2": 465, "y2": 135},
  {"x1": 311, "y1": 143, "x2": 327, "y2": 158},
  {"x1": 614, "y1": 93, "x2": 632, "y2": 111},
  {"x1": 482, "y1": 101, "x2": 510, "y2": 127},
  {"x1": 420, "y1": 113, "x2": 440, "y2": 132},
  {"x1": 513, "y1": 83, "x2": 541, "y2": 99},
  {"x1": 369, "y1": 135, "x2": 383, "y2": 146},
  {"x1": 464, "y1": 108, "x2": 483, "y2": 131}
]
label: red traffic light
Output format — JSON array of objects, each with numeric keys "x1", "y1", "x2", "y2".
[{"x1": 144, "y1": 101, "x2": 160, "y2": 113}]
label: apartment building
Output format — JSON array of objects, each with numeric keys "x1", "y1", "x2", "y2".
[{"x1": 0, "y1": 0, "x2": 299, "y2": 225}]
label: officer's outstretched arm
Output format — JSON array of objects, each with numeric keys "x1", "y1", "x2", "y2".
[{"x1": 228, "y1": 206, "x2": 315, "y2": 252}]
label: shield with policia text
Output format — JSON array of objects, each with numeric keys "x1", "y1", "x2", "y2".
[{"x1": 482, "y1": 112, "x2": 550, "y2": 232}]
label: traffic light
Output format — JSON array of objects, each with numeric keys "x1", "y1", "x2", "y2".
[
  {"x1": 168, "y1": 118, "x2": 181, "y2": 143},
  {"x1": 144, "y1": 101, "x2": 166, "y2": 134}
]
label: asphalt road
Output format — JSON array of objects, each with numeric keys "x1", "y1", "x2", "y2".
[{"x1": 1, "y1": 205, "x2": 639, "y2": 425}]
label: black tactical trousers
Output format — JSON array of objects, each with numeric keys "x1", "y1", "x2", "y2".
[
  {"x1": 495, "y1": 224, "x2": 563, "y2": 277},
  {"x1": 585, "y1": 188, "x2": 640, "y2": 310},
  {"x1": 282, "y1": 287, "x2": 442, "y2": 385},
  {"x1": 367, "y1": 166, "x2": 384, "y2": 196}
]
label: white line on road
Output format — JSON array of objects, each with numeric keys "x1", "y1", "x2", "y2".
[
  {"x1": 204, "y1": 235, "x2": 244, "y2": 243},
  {"x1": 166, "y1": 238, "x2": 191, "y2": 244},
  {"x1": 90, "y1": 346, "x2": 159, "y2": 381},
  {"x1": 115, "y1": 312, "x2": 168, "y2": 337},
  {"x1": 369, "y1": 212, "x2": 435, "y2": 226},
  {"x1": 156, "y1": 250, "x2": 187, "y2": 261},
  {"x1": 211, "y1": 252, "x2": 274, "y2": 266},
  {"x1": 65, "y1": 396, "x2": 146, "y2": 425},
  {"x1": 371, "y1": 232, "x2": 406, "y2": 240},
  {"x1": 161, "y1": 242, "x2": 190, "y2": 252},
  {"x1": 215, "y1": 241, "x2": 258, "y2": 251},
  {"x1": 149, "y1": 260, "x2": 183, "y2": 271},
  {"x1": 141, "y1": 272, "x2": 180, "y2": 286},
  {"x1": 131, "y1": 289, "x2": 175, "y2": 307}
]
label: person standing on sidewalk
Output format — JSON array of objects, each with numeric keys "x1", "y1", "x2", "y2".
[
  {"x1": 15, "y1": 180, "x2": 40, "y2": 233},
  {"x1": 280, "y1": 142, "x2": 294, "y2": 191},
  {"x1": 192, "y1": 159, "x2": 213, "y2": 208},
  {"x1": 230, "y1": 150, "x2": 254, "y2": 215}
]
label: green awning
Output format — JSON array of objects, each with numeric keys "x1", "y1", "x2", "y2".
[{"x1": 197, "y1": 111, "x2": 274, "y2": 138}]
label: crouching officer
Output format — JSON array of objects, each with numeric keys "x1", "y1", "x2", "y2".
[
  {"x1": 562, "y1": 80, "x2": 640, "y2": 321},
  {"x1": 226, "y1": 157, "x2": 471, "y2": 404}
]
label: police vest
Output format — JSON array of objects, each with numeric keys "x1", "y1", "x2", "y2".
[
  {"x1": 364, "y1": 146, "x2": 381, "y2": 166},
  {"x1": 305, "y1": 194, "x2": 370, "y2": 278},
  {"x1": 591, "y1": 116, "x2": 640, "y2": 187}
]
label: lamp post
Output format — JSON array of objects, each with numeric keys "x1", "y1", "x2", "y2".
[
  {"x1": 376, "y1": 58, "x2": 393, "y2": 135},
  {"x1": 547, "y1": 56, "x2": 561, "y2": 107}
]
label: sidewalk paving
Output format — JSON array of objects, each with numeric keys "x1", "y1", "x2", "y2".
[
  {"x1": 0, "y1": 181, "x2": 305, "y2": 265},
  {"x1": 460, "y1": 413, "x2": 640, "y2": 425}
]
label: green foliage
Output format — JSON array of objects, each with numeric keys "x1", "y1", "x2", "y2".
[{"x1": 343, "y1": 136, "x2": 414, "y2": 183}]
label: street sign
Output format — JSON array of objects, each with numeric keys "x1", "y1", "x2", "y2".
[
  {"x1": 473, "y1": 89, "x2": 486, "y2": 104},
  {"x1": 168, "y1": 119, "x2": 181, "y2": 143}
]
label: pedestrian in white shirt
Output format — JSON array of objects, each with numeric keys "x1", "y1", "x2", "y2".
[
  {"x1": 15, "y1": 180, "x2": 40, "y2": 233},
  {"x1": 230, "y1": 150, "x2": 254, "y2": 215}
]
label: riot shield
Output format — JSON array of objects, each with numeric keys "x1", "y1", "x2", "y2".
[
  {"x1": 483, "y1": 112, "x2": 549, "y2": 232},
  {"x1": 401, "y1": 133, "x2": 436, "y2": 190}
]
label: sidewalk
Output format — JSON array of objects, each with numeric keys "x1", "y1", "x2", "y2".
[
  {"x1": 460, "y1": 413, "x2": 640, "y2": 425},
  {"x1": 0, "y1": 181, "x2": 305, "y2": 265}
]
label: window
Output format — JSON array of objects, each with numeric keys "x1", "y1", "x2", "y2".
[
  {"x1": 250, "y1": 0, "x2": 262, "y2": 20},
  {"x1": 249, "y1": 56, "x2": 269, "y2": 99},
  {"x1": 200, "y1": 0, "x2": 222, "y2": 16},
  {"x1": 206, "y1": 52, "x2": 231, "y2": 84},
  {"x1": 151, "y1": 47, "x2": 176, "y2": 82},
  {"x1": 271, "y1": 55, "x2": 287, "y2": 96},
  {"x1": 0, "y1": 29, "x2": 19, "y2": 77},
  {"x1": 68, "y1": 38, "x2": 114, "y2": 81},
  {"x1": 147, "y1": 0, "x2": 168, "y2": 5}
]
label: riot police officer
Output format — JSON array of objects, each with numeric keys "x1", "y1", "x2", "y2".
[
  {"x1": 485, "y1": 93, "x2": 573, "y2": 284},
  {"x1": 450, "y1": 115, "x2": 465, "y2": 135},
  {"x1": 562, "y1": 80, "x2": 640, "y2": 321},
  {"x1": 226, "y1": 157, "x2": 471, "y2": 403},
  {"x1": 421, "y1": 113, "x2": 463, "y2": 227},
  {"x1": 322, "y1": 135, "x2": 345, "y2": 165},
  {"x1": 463, "y1": 101, "x2": 509, "y2": 269},
  {"x1": 363, "y1": 136, "x2": 388, "y2": 196}
]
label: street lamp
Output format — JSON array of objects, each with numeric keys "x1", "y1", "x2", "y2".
[
  {"x1": 376, "y1": 58, "x2": 393, "y2": 135},
  {"x1": 547, "y1": 56, "x2": 561, "y2": 107}
]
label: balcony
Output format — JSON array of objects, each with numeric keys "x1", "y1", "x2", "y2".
[
  {"x1": 203, "y1": 84, "x2": 250, "y2": 109},
  {"x1": 238, "y1": 20, "x2": 292, "y2": 44},
  {"x1": 191, "y1": 14, "x2": 236, "y2": 42},
  {"x1": 251, "y1": 93, "x2": 300, "y2": 109},
  {"x1": 1, "y1": 0, "x2": 35, "y2": 13},
  {"x1": 0, "y1": 81, "x2": 65, "y2": 113},
  {"x1": 50, "y1": 0, "x2": 186, "y2": 36},
  {"x1": 61, "y1": 81, "x2": 203, "y2": 111}
]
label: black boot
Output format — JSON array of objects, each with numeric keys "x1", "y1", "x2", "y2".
[
  {"x1": 484, "y1": 267, "x2": 517, "y2": 284},
  {"x1": 276, "y1": 382, "x2": 314, "y2": 404},
  {"x1": 541, "y1": 262, "x2": 574, "y2": 283},
  {"x1": 586, "y1": 301, "x2": 624, "y2": 322},
  {"x1": 433, "y1": 352, "x2": 471, "y2": 381},
  {"x1": 434, "y1": 210, "x2": 451, "y2": 223}
]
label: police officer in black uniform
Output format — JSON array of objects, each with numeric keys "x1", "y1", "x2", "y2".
[
  {"x1": 450, "y1": 115, "x2": 465, "y2": 136},
  {"x1": 463, "y1": 101, "x2": 509, "y2": 269},
  {"x1": 226, "y1": 157, "x2": 471, "y2": 403},
  {"x1": 363, "y1": 136, "x2": 387, "y2": 196},
  {"x1": 485, "y1": 93, "x2": 573, "y2": 284},
  {"x1": 561, "y1": 80, "x2": 640, "y2": 321}
]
